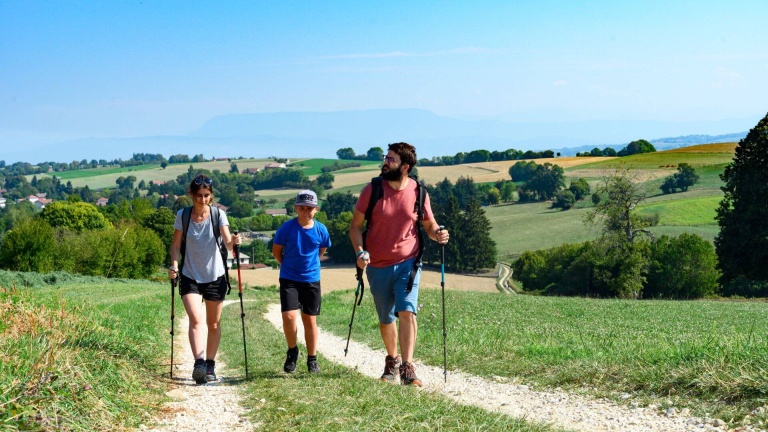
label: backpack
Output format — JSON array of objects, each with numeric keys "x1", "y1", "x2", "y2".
[
  {"x1": 363, "y1": 176, "x2": 428, "y2": 293},
  {"x1": 179, "y1": 205, "x2": 232, "y2": 295}
]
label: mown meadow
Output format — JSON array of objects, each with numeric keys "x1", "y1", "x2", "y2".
[{"x1": 319, "y1": 288, "x2": 768, "y2": 422}]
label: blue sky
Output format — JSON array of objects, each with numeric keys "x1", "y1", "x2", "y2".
[{"x1": 1, "y1": 0, "x2": 767, "y2": 150}]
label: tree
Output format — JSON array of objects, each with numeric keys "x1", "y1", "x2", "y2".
[
  {"x1": 322, "y1": 191, "x2": 357, "y2": 219},
  {"x1": 458, "y1": 198, "x2": 496, "y2": 271},
  {"x1": 500, "y1": 182, "x2": 516, "y2": 202},
  {"x1": 568, "y1": 178, "x2": 591, "y2": 201},
  {"x1": 228, "y1": 201, "x2": 254, "y2": 218},
  {"x1": 617, "y1": 139, "x2": 656, "y2": 157},
  {"x1": 40, "y1": 201, "x2": 112, "y2": 232},
  {"x1": 0, "y1": 218, "x2": 56, "y2": 272},
  {"x1": 366, "y1": 147, "x2": 384, "y2": 161},
  {"x1": 715, "y1": 113, "x2": 768, "y2": 289},
  {"x1": 660, "y1": 163, "x2": 700, "y2": 194},
  {"x1": 143, "y1": 207, "x2": 175, "y2": 265},
  {"x1": 316, "y1": 172, "x2": 335, "y2": 189},
  {"x1": 646, "y1": 234, "x2": 720, "y2": 299},
  {"x1": 508, "y1": 161, "x2": 537, "y2": 182},
  {"x1": 336, "y1": 148, "x2": 356, "y2": 160},
  {"x1": 284, "y1": 197, "x2": 296, "y2": 215},
  {"x1": 453, "y1": 176, "x2": 477, "y2": 209},
  {"x1": 552, "y1": 190, "x2": 576, "y2": 210},
  {"x1": 230, "y1": 163, "x2": 239, "y2": 173},
  {"x1": 586, "y1": 169, "x2": 654, "y2": 249},
  {"x1": 524, "y1": 163, "x2": 565, "y2": 201},
  {"x1": 172, "y1": 196, "x2": 193, "y2": 213},
  {"x1": 484, "y1": 188, "x2": 500, "y2": 205},
  {"x1": 161, "y1": 161, "x2": 168, "y2": 169},
  {"x1": 603, "y1": 147, "x2": 617, "y2": 157},
  {"x1": 326, "y1": 211, "x2": 355, "y2": 263}
]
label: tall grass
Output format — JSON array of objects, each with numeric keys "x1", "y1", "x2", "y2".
[{"x1": 1, "y1": 278, "x2": 169, "y2": 431}]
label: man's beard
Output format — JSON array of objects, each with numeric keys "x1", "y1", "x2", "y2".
[{"x1": 381, "y1": 165, "x2": 403, "y2": 181}]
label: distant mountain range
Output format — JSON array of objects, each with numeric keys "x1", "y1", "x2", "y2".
[{"x1": 2, "y1": 109, "x2": 758, "y2": 164}]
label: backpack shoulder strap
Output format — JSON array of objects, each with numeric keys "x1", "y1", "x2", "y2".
[
  {"x1": 179, "y1": 206, "x2": 193, "y2": 274},
  {"x1": 364, "y1": 177, "x2": 383, "y2": 225},
  {"x1": 414, "y1": 179, "x2": 427, "y2": 220},
  {"x1": 209, "y1": 205, "x2": 233, "y2": 294},
  {"x1": 406, "y1": 179, "x2": 427, "y2": 294}
]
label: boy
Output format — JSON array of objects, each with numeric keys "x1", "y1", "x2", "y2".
[{"x1": 272, "y1": 190, "x2": 331, "y2": 373}]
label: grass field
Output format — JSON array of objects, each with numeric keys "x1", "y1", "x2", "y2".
[
  {"x1": 571, "y1": 149, "x2": 735, "y2": 170},
  {"x1": 50, "y1": 163, "x2": 161, "y2": 179},
  {"x1": 218, "y1": 288, "x2": 556, "y2": 431},
  {"x1": 319, "y1": 289, "x2": 768, "y2": 421},
  {"x1": 636, "y1": 196, "x2": 720, "y2": 226},
  {"x1": 35, "y1": 159, "x2": 274, "y2": 189},
  {"x1": 2, "y1": 277, "x2": 168, "y2": 430},
  {"x1": 295, "y1": 158, "x2": 381, "y2": 176}
]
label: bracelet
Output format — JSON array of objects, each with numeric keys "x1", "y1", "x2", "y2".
[{"x1": 356, "y1": 250, "x2": 368, "y2": 258}]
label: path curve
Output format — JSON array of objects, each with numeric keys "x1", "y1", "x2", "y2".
[
  {"x1": 496, "y1": 263, "x2": 515, "y2": 294},
  {"x1": 147, "y1": 300, "x2": 257, "y2": 431},
  {"x1": 265, "y1": 303, "x2": 725, "y2": 432}
]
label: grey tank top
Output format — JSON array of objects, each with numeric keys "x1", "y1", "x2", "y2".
[{"x1": 174, "y1": 209, "x2": 229, "y2": 283}]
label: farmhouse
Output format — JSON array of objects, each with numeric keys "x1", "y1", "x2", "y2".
[
  {"x1": 34, "y1": 198, "x2": 53, "y2": 209},
  {"x1": 213, "y1": 157, "x2": 229, "y2": 161},
  {"x1": 35, "y1": 193, "x2": 47, "y2": 198},
  {"x1": 242, "y1": 167, "x2": 261, "y2": 174},
  {"x1": 0, "y1": 197, "x2": 5, "y2": 209},
  {"x1": 96, "y1": 198, "x2": 109, "y2": 206},
  {"x1": 264, "y1": 208, "x2": 287, "y2": 217},
  {"x1": 25, "y1": 195, "x2": 39, "y2": 203},
  {"x1": 226, "y1": 252, "x2": 250, "y2": 269},
  {"x1": 213, "y1": 203, "x2": 228, "y2": 212},
  {"x1": 264, "y1": 163, "x2": 286, "y2": 169},
  {"x1": 151, "y1": 180, "x2": 166, "y2": 185}
]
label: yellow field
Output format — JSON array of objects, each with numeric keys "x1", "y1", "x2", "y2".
[
  {"x1": 327, "y1": 156, "x2": 613, "y2": 188},
  {"x1": 663, "y1": 142, "x2": 738, "y2": 154},
  {"x1": 231, "y1": 265, "x2": 498, "y2": 293},
  {"x1": 565, "y1": 168, "x2": 673, "y2": 183}
]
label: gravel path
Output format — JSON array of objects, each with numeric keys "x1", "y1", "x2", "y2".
[
  {"x1": 147, "y1": 300, "x2": 257, "y2": 432},
  {"x1": 264, "y1": 303, "x2": 747, "y2": 432}
]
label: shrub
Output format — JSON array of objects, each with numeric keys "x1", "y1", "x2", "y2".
[
  {"x1": 0, "y1": 218, "x2": 56, "y2": 272},
  {"x1": 40, "y1": 201, "x2": 112, "y2": 232},
  {"x1": 646, "y1": 234, "x2": 720, "y2": 298}
]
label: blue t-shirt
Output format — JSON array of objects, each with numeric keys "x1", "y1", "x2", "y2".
[{"x1": 274, "y1": 218, "x2": 331, "y2": 283}]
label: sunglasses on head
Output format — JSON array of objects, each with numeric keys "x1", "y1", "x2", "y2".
[{"x1": 194, "y1": 177, "x2": 213, "y2": 186}]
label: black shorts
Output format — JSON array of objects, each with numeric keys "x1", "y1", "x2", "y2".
[
  {"x1": 180, "y1": 274, "x2": 228, "y2": 301},
  {"x1": 279, "y1": 278, "x2": 321, "y2": 316}
]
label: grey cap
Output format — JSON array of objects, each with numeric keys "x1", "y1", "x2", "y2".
[{"x1": 295, "y1": 190, "x2": 318, "y2": 207}]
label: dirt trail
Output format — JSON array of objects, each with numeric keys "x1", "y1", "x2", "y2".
[
  {"x1": 265, "y1": 303, "x2": 727, "y2": 432},
  {"x1": 147, "y1": 300, "x2": 256, "y2": 431}
]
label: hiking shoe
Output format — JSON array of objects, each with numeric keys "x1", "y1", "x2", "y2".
[
  {"x1": 192, "y1": 359, "x2": 207, "y2": 384},
  {"x1": 307, "y1": 360, "x2": 320, "y2": 373},
  {"x1": 400, "y1": 361, "x2": 423, "y2": 387},
  {"x1": 380, "y1": 355, "x2": 401, "y2": 382},
  {"x1": 205, "y1": 359, "x2": 217, "y2": 382},
  {"x1": 283, "y1": 347, "x2": 299, "y2": 373}
]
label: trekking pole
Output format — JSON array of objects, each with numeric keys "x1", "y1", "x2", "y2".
[
  {"x1": 438, "y1": 225, "x2": 448, "y2": 383},
  {"x1": 170, "y1": 277, "x2": 176, "y2": 378},
  {"x1": 344, "y1": 265, "x2": 365, "y2": 356},
  {"x1": 233, "y1": 232, "x2": 249, "y2": 379}
]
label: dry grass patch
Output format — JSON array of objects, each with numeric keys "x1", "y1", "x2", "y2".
[
  {"x1": 231, "y1": 265, "x2": 498, "y2": 293},
  {"x1": 663, "y1": 142, "x2": 738, "y2": 153}
]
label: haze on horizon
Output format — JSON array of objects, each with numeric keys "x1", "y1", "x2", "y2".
[{"x1": 1, "y1": 0, "x2": 767, "y2": 160}]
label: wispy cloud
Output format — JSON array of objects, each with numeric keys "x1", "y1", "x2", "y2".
[
  {"x1": 552, "y1": 80, "x2": 568, "y2": 86},
  {"x1": 314, "y1": 47, "x2": 505, "y2": 60}
]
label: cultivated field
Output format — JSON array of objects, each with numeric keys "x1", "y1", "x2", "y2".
[
  {"x1": 231, "y1": 265, "x2": 499, "y2": 293},
  {"x1": 35, "y1": 158, "x2": 277, "y2": 189}
]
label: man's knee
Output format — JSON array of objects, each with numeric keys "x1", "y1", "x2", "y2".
[{"x1": 282, "y1": 311, "x2": 298, "y2": 323}]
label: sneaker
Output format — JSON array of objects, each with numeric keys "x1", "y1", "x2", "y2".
[
  {"x1": 307, "y1": 360, "x2": 320, "y2": 373},
  {"x1": 205, "y1": 359, "x2": 217, "y2": 382},
  {"x1": 192, "y1": 359, "x2": 207, "y2": 384},
  {"x1": 283, "y1": 347, "x2": 299, "y2": 373},
  {"x1": 380, "y1": 355, "x2": 401, "y2": 382},
  {"x1": 400, "y1": 361, "x2": 423, "y2": 387}
]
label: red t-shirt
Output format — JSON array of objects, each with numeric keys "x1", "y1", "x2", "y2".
[{"x1": 355, "y1": 178, "x2": 434, "y2": 268}]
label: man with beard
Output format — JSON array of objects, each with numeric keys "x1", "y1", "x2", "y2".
[{"x1": 349, "y1": 142, "x2": 450, "y2": 386}]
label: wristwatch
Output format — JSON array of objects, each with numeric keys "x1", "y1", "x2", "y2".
[{"x1": 169, "y1": 266, "x2": 177, "y2": 272}]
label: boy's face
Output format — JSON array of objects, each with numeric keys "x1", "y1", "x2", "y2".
[{"x1": 295, "y1": 205, "x2": 318, "y2": 221}]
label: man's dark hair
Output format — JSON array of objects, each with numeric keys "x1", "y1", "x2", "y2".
[{"x1": 388, "y1": 142, "x2": 417, "y2": 174}]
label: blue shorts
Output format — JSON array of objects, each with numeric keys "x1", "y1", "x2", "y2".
[{"x1": 366, "y1": 258, "x2": 421, "y2": 325}]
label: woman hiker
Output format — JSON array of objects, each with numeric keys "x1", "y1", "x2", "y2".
[{"x1": 168, "y1": 174, "x2": 241, "y2": 384}]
